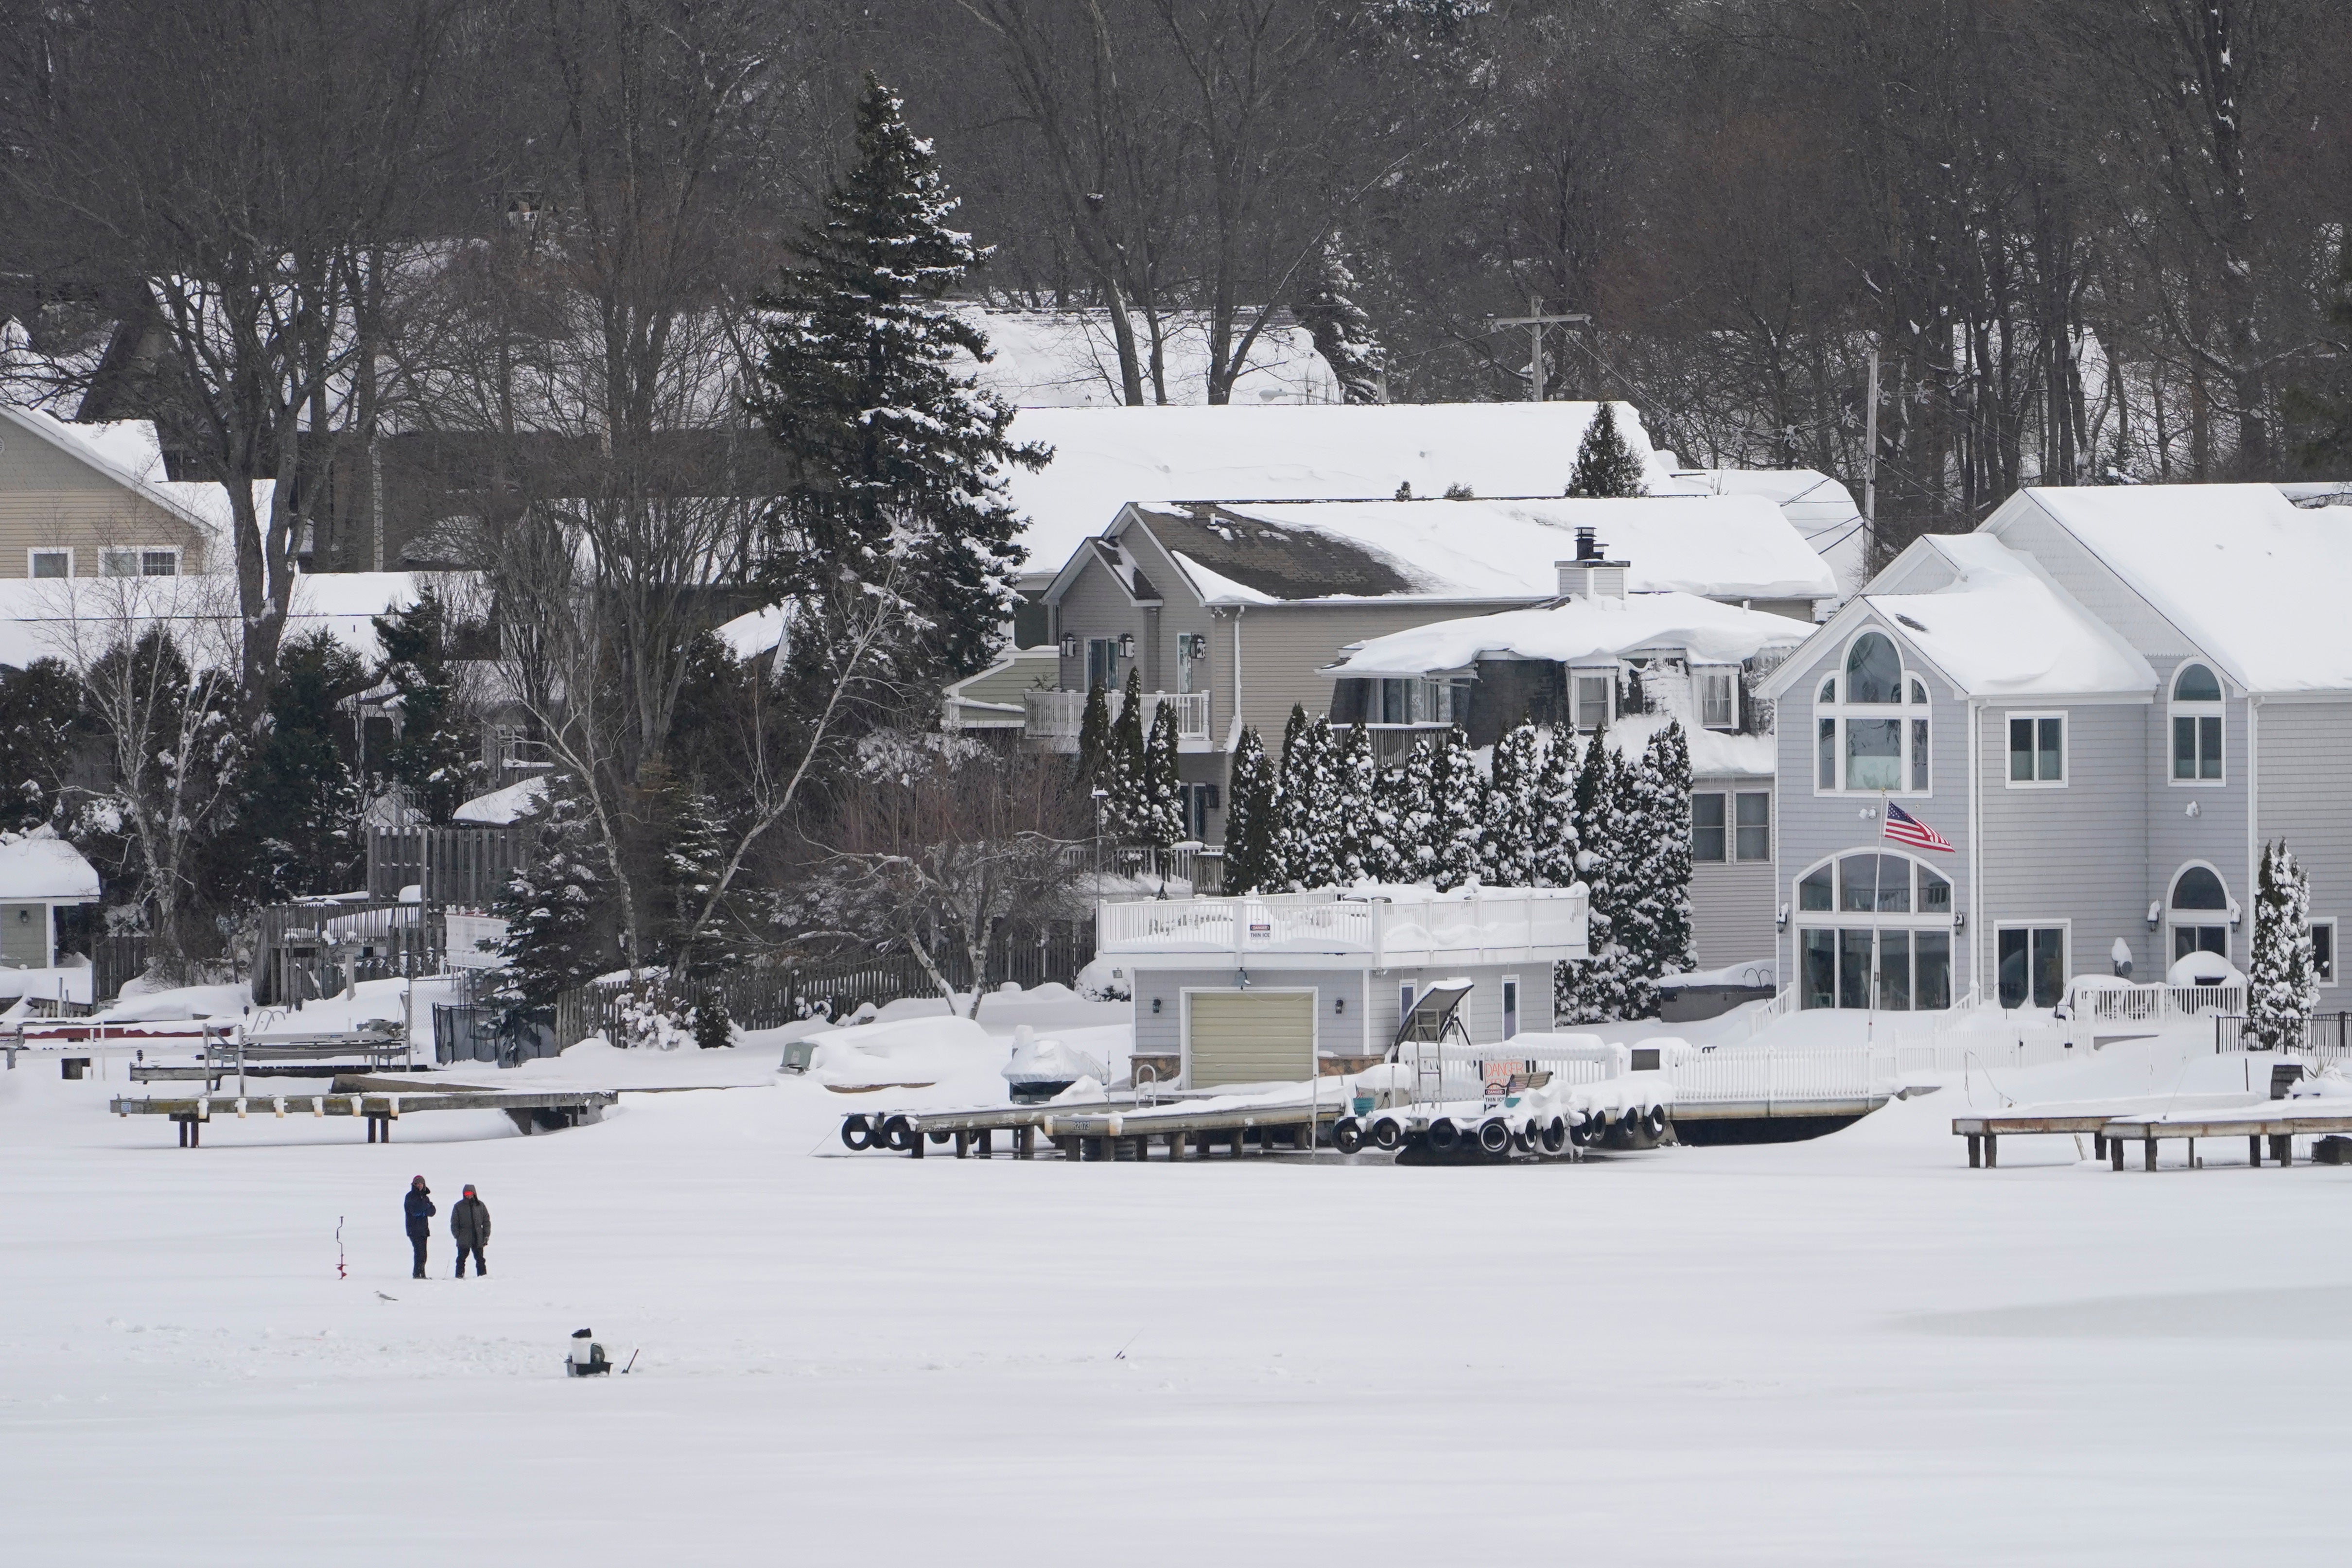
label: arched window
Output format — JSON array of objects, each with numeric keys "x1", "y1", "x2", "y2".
[
  {"x1": 2169, "y1": 864, "x2": 2230, "y2": 964},
  {"x1": 2170, "y1": 662, "x2": 2223, "y2": 783},
  {"x1": 1815, "y1": 628, "x2": 1930, "y2": 795},
  {"x1": 1792, "y1": 850, "x2": 1955, "y2": 1011}
]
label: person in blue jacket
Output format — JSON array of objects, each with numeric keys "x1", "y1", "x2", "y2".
[{"x1": 403, "y1": 1175, "x2": 436, "y2": 1279}]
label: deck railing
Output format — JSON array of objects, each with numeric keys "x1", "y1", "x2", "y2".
[
  {"x1": 1024, "y1": 688, "x2": 1210, "y2": 748},
  {"x1": 2213, "y1": 1012, "x2": 2352, "y2": 1061},
  {"x1": 2074, "y1": 980, "x2": 2247, "y2": 1023},
  {"x1": 1096, "y1": 887, "x2": 1588, "y2": 963}
]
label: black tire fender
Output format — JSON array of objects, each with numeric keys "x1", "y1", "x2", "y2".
[
  {"x1": 1427, "y1": 1117, "x2": 1461, "y2": 1152},
  {"x1": 1370, "y1": 1116, "x2": 1404, "y2": 1150},
  {"x1": 1644, "y1": 1104, "x2": 1670, "y2": 1140},
  {"x1": 1539, "y1": 1116, "x2": 1568, "y2": 1154},
  {"x1": 1478, "y1": 1118, "x2": 1511, "y2": 1155},
  {"x1": 1333, "y1": 1117, "x2": 1365, "y2": 1154},
  {"x1": 839, "y1": 1114, "x2": 874, "y2": 1151},
  {"x1": 882, "y1": 1114, "x2": 916, "y2": 1152}
]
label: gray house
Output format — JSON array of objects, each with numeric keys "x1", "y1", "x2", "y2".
[
  {"x1": 1032, "y1": 493, "x2": 1834, "y2": 849},
  {"x1": 1756, "y1": 484, "x2": 2352, "y2": 1013}
]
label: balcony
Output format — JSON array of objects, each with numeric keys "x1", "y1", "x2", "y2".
[{"x1": 1025, "y1": 688, "x2": 1212, "y2": 752}]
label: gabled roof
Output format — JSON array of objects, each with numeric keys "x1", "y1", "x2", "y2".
[
  {"x1": 1070, "y1": 493, "x2": 1836, "y2": 608},
  {"x1": 0, "y1": 827, "x2": 99, "y2": 901},
  {"x1": 0, "y1": 403, "x2": 269, "y2": 561},
  {"x1": 1758, "y1": 534, "x2": 2154, "y2": 700},
  {"x1": 1324, "y1": 591, "x2": 1809, "y2": 678},
  {"x1": 1668, "y1": 468, "x2": 1867, "y2": 593},
  {"x1": 998, "y1": 400, "x2": 1685, "y2": 581},
  {"x1": 1995, "y1": 484, "x2": 2352, "y2": 695}
]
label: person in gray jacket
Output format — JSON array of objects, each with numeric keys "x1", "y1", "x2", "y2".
[{"x1": 450, "y1": 1184, "x2": 491, "y2": 1278}]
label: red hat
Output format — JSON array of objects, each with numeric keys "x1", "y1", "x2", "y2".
[{"x1": 463, "y1": 1184, "x2": 476, "y2": 1195}]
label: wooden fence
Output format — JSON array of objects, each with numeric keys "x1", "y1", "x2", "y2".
[
  {"x1": 366, "y1": 825, "x2": 528, "y2": 906},
  {"x1": 92, "y1": 933, "x2": 150, "y2": 1003},
  {"x1": 251, "y1": 901, "x2": 443, "y2": 1006}
]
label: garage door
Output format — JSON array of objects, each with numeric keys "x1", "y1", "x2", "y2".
[{"x1": 1186, "y1": 990, "x2": 1315, "y2": 1089}]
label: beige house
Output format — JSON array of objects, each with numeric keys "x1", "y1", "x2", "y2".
[{"x1": 0, "y1": 403, "x2": 266, "y2": 580}]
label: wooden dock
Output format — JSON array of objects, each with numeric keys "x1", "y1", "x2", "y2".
[
  {"x1": 1954, "y1": 1105, "x2": 2352, "y2": 1170},
  {"x1": 110, "y1": 1087, "x2": 617, "y2": 1147}
]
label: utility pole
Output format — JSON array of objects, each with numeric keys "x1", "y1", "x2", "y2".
[
  {"x1": 1491, "y1": 296, "x2": 1590, "y2": 402},
  {"x1": 1863, "y1": 341, "x2": 1880, "y2": 563}
]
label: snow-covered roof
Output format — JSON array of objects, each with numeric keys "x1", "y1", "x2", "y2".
[
  {"x1": 1105, "y1": 493, "x2": 1835, "y2": 607},
  {"x1": 956, "y1": 307, "x2": 1338, "y2": 409},
  {"x1": 1762, "y1": 534, "x2": 2155, "y2": 700},
  {"x1": 0, "y1": 403, "x2": 273, "y2": 566},
  {"x1": 453, "y1": 775, "x2": 548, "y2": 825},
  {"x1": 1324, "y1": 590, "x2": 1809, "y2": 679},
  {"x1": 714, "y1": 603, "x2": 789, "y2": 662},
  {"x1": 0, "y1": 828, "x2": 100, "y2": 902},
  {"x1": 1000, "y1": 401, "x2": 1686, "y2": 584},
  {"x1": 2005, "y1": 484, "x2": 2352, "y2": 695},
  {"x1": 1670, "y1": 469, "x2": 1867, "y2": 595},
  {"x1": 0, "y1": 571, "x2": 470, "y2": 671}
]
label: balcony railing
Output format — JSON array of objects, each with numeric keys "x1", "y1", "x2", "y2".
[
  {"x1": 1097, "y1": 886, "x2": 1589, "y2": 966},
  {"x1": 1025, "y1": 688, "x2": 1210, "y2": 749}
]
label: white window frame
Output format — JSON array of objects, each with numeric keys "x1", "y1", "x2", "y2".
[
  {"x1": 1811, "y1": 630, "x2": 1933, "y2": 797},
  {"x1": 1694, "y1": 664, "x2": 1738, "y2": 730},
  {"x1": 1790, "y1": 850, "x2": 1960, "y2": 1012},
  {"x1": 2004, "y1": 711, "x2": 2068, "y2": 789},
  {"x1": 1570, "y1": 666, "x2": 1615, "y2": 732},
  {"x1": 1690, "y1": 790, "x2": 1728, "y2": 863},
  {"x1": 1993, "y1": 920, "x2": 2071, "y2": 1011},
  {"x1": 2168, "y1": 662, "x2": 2226, "y2": 787},
  {"x1": 101, "y1": 545, "x2": 181, "y2": 578},
  {"x1": 1733, "y1": 790, "x2": 1771, "y2": 862},
  {"x1": 2312, "y1": 917, "x2": 2338, "y2": 988},
  {"x1": 27, "y1": 548, "x2": 72, "y2": 579},
  {"x1": 2165, "y1": 861, "x2": 2233, "y2": 968},
  {"x1": 1501, "y1": 975, "x2": 1522, "y2": 1040}
]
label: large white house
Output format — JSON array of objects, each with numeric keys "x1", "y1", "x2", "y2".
[{"x1": 1757, "y1": 483, "x2": 2352, "y2": 1013}]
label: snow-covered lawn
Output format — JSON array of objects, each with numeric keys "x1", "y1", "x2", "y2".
[{"x1": 3, "y1": 996, "x2": 2347, "y2": 1564}]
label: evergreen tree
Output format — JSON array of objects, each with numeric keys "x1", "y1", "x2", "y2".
[
  {"x1": 656, "y1": 771, "x2": 736, "y2": 978},
  {"x1": 2248, "y1": 840, "x2": 2318, "y2": 1050},
  {"x1": 1219, "y1": 726, "x2": 1278, "y2": 892},
  {"x1": 1265, "y1": 705, "x2": 1309, "y2": 889},
  {"x1": 0, "y1": 658, "x2": 80, "y2": 832},
  {"x1": 1272, "y1": 705, "x2": 1337, "y2": 889},
  {"x1": 1481, "y1": 723, "x2": 1542, "y2": 887},
  {"x1": 1102, "y1": 667, "x2": 1149, "y2": 839},
  {"x1": 1293, "y1": 236, "x2": 1386, "y2": 405},
  {"x1": 1427, "y1": 726, "x2": 1486, "y2": 890},
  {"x1": 1564, "y1": 401, "x2": 1649, "y2": 498},
  {"x1": 1141, "y1": 698, "x2": 1186, "y2": 850},
  {"x1": 1558, "y1": 732, "x2": 1632, "y2": 1022},
  {"x1": 746, "y1": 75, "x2": 1048, "y2": 679},
  {"x1": 369, "y1": 588, "x2": 480, "y2": 823},
  {"x1": 489, "y1": 771, "x2": 611, "y2": 1028},
  {"x1": 1387, "y1": 734, "x2": 1438, "y2": 884},
  {"x1": 1620, "y1": 723, "x2": 1695, "y2": 1002},
  {"x1": 1074, "y1": 680, "x2": 1113, "y2": 793},
  {"x1": 233, "y1": 629, "x2": 369, "y2": 903},
  {"x1": 1533, "y1": 728, "x2": 1581, "y2": 888},
  {"x1": 1331, "y1": 719, "x2": 1382, "y2": 882}
]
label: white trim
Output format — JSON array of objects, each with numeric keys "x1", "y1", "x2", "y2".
[
  {"x1": 2165, "y1": 859, "x2": 2234, "y2": 969},
  {"x1": 2312, "y1": 917, "x2": 2338, "y2": 988},
  {"x1": 1969, "y1": 699, "x2": 1983, "y2": 999},
  {"x1": 1733, "y1": 788, "x2": 1772, "y2": 863},
  {"x1": 2166, "y1": 661, "x2": 2227, "y2": 787},
  {"x1": 1991, "y1": 919, "x2": 2071, "y2": 1010},
  {"x1": 1179, "y1": 985, "x2": 1316, "y2": 1091},
  {"x1": 1812, "y1": 624, "x2": 1934, "y2": 797},
  {"x1": 99, "y1": 545, "x2": 182, "y2": 578},
  {"x1": 2002, "y1": 710, "x2": 2068, "y2": 788},
  {"x1": 26, "y1": 547, "x2": 72, "y2": 580}
]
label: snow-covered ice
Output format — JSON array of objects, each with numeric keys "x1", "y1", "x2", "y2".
[{"x1": 4, "y1": 992, "x2": 2350, "y2": 1564}]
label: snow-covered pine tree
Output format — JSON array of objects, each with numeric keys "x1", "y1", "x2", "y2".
[
  {"x1": 234, "y1": 628, "x2": 368, "y2": 903},
  {"x1": 1074, "y1": 681, "x2": 1113, "y2": 793},
  {"x1": 368, "y1": 588, "x2": 480, "y2": 823},
  {"x1": 1219, "y1": 726, "x2": 1277, "y2": 892},
  {"x1": 1293, "y1": 236, "x2": 1387, "y2": 405},
  {"x1": 1301, "y1": 716, "x2": 1350, "y2": 887},
  {"x1": 1564, "y1": 401, "x2": 1649, "y2": 498},
  {"x1": 1102, "y1": 667, "x2": 1149, "y2": 840},
  {"x1": 1557, "y1": 730, "x2": 1631, "y2": 1022},
  {"x1": 489, "y1": 772, "x2": 611, "y2": 1029},
  {"x1": 1331, "y1": 719, "x2": 1382, "y2": 882},
  {"x1": 1621, "y1": 722, "x2": 1695, "y2": 1004},
  {"x1": 1388, "y1": 735, "x2": 1439, "y2": 884},
  {"x1": 656, "y1": 770, "x2": 736, "y2": 978},
  {"x1": 746, "y1": 75, "x2": 1048, "y2": 680},
  {"x1": 1141, "y1": 698, "x2": 1186, "y2": 850},
  {"x1": 1427, "y1": 726, "x2": 1486, "y2": 890},
  {"x1": 1481, "y1": 723, "x2": 1542, "y2": 887},
  {"x1": 1272, "y1": 707, "x2": 1339, "y2": 889},
  {"x1": 1533, "y1": 727, "x2": 1581, "y2": 888},
  {"x1": 2247, "y1": 839, "x2": 2318, "y2": 1051}
]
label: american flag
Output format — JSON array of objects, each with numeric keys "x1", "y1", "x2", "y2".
[{"x1": 1882, "y1": 801, "x2": 1955, "y2": 853}]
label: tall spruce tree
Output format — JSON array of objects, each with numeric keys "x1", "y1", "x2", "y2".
[
  {"x1": 1101, "y1": 667, "x2": 1149, "y2": 839},
  {"x1": 1558, "y1": 732, "x2": 1631, "y2": 1022},
  {"x1": 1219, "y1": 726, "x2": 1277, "y2": 892},
  {"x1": 2248, "y1": 840, "x2": 2318, "y2": 1050},
  {"x1": 1073, "y1": 681, "x2": 1113, "y2": 793},
  {"x1": 1272, "y1": 707, "x2": 1340, "y2": 889},
  {"x1": 1389, "y1": 734, "x2": 1440, "y2": 884},
  {"x1": 0, "y1": 659, "x2": 78, "y2": 833},
  {"x1": 231, "y1": 628, "x2": 369, "y2": 903},
  {"x1": 747, "y1": 75, "x2": 1047, "y2": 679},
  {"x1": 1331, "y1": 720, "x2": 1382, "y2": 882},
  {"x1": 1621, "y1": 723, "x2": 1695, "y2": 1001},
  {"x1": 1564, "y1": 401, "x2": 1649, "y2": 498},
  {"x1": 369, "y1": 589, "x2": 479, "y2": 824},
  {"x1": 1428, "y1": 726, "x2": 1486, "y2": 890},
  {"x1": 1481, "y1": 723, "x2": 1542, "y2": 887},
  {"x1": 489, "y1": 772, "x2": 611, "y2": 1028},
  {"x1": 1294, "y1": 236, "x2": 1387, "y2": 405},
  {"x1": 1141, "y1": 698, "x2": 1186, "y2": 850},
  {"x1": 1532, "y1": 728, "x2": 1581, "y2": 888}
]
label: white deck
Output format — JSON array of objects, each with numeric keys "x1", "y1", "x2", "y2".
[{"x1": 1097, "y1": 885, "x2": 1588, "y2": 970}]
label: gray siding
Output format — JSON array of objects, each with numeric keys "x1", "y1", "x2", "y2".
[
  {"x1": 1051, "y1": 555, "x2": 1151, "y2": 693},
  {"x1": 1975, "y1": 698, "x2": 2153, "y2": 997},
  {"x1": 1242, "y1": 600, "x2": 1542, "y2": 743},
  {"x1": 2144, "y1": 663, "x2": 2253, "y2": 970},
  {"x1": 1689, "y1": 772, "x2": 1775, "y2": 967},
  {"x1": 2257, "y1": 699, "x2": 2352, "y2": 993}
]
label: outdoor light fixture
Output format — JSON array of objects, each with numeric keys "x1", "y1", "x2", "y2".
[
  {"x1": 1775, "y1": 902, "x2": 1789, "y2": 929},
  {"x1": 1335, "y1": 996, "x2": 1346, "y2": 1016},
  {"x1": 1117, "y1": 633, "x2": 1135, "y2": 659},
  {"x1": 2147, "y1": 901, "x2": 2162, "y2": 931},
  {"x1": 1151, "y1": 997, "x2": 1162, "y2": 1014},
  {"x1": 1059, "y1": 634, "x2": 1079, "y2": 659},
  {"x1": 2228, "y1": 899, "x2": 2242, "y2": 928}
]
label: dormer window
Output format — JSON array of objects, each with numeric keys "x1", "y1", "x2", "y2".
[
  {"x1": 1695, "y1": 667, "x2": 1737, "y2": 729},
  {"x1": 2170, "y1": 662, "x2": 2223, "y2": 783},
  {"x1": 1814, "y1": 630, "x2": 1930, "y2": 795}
]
